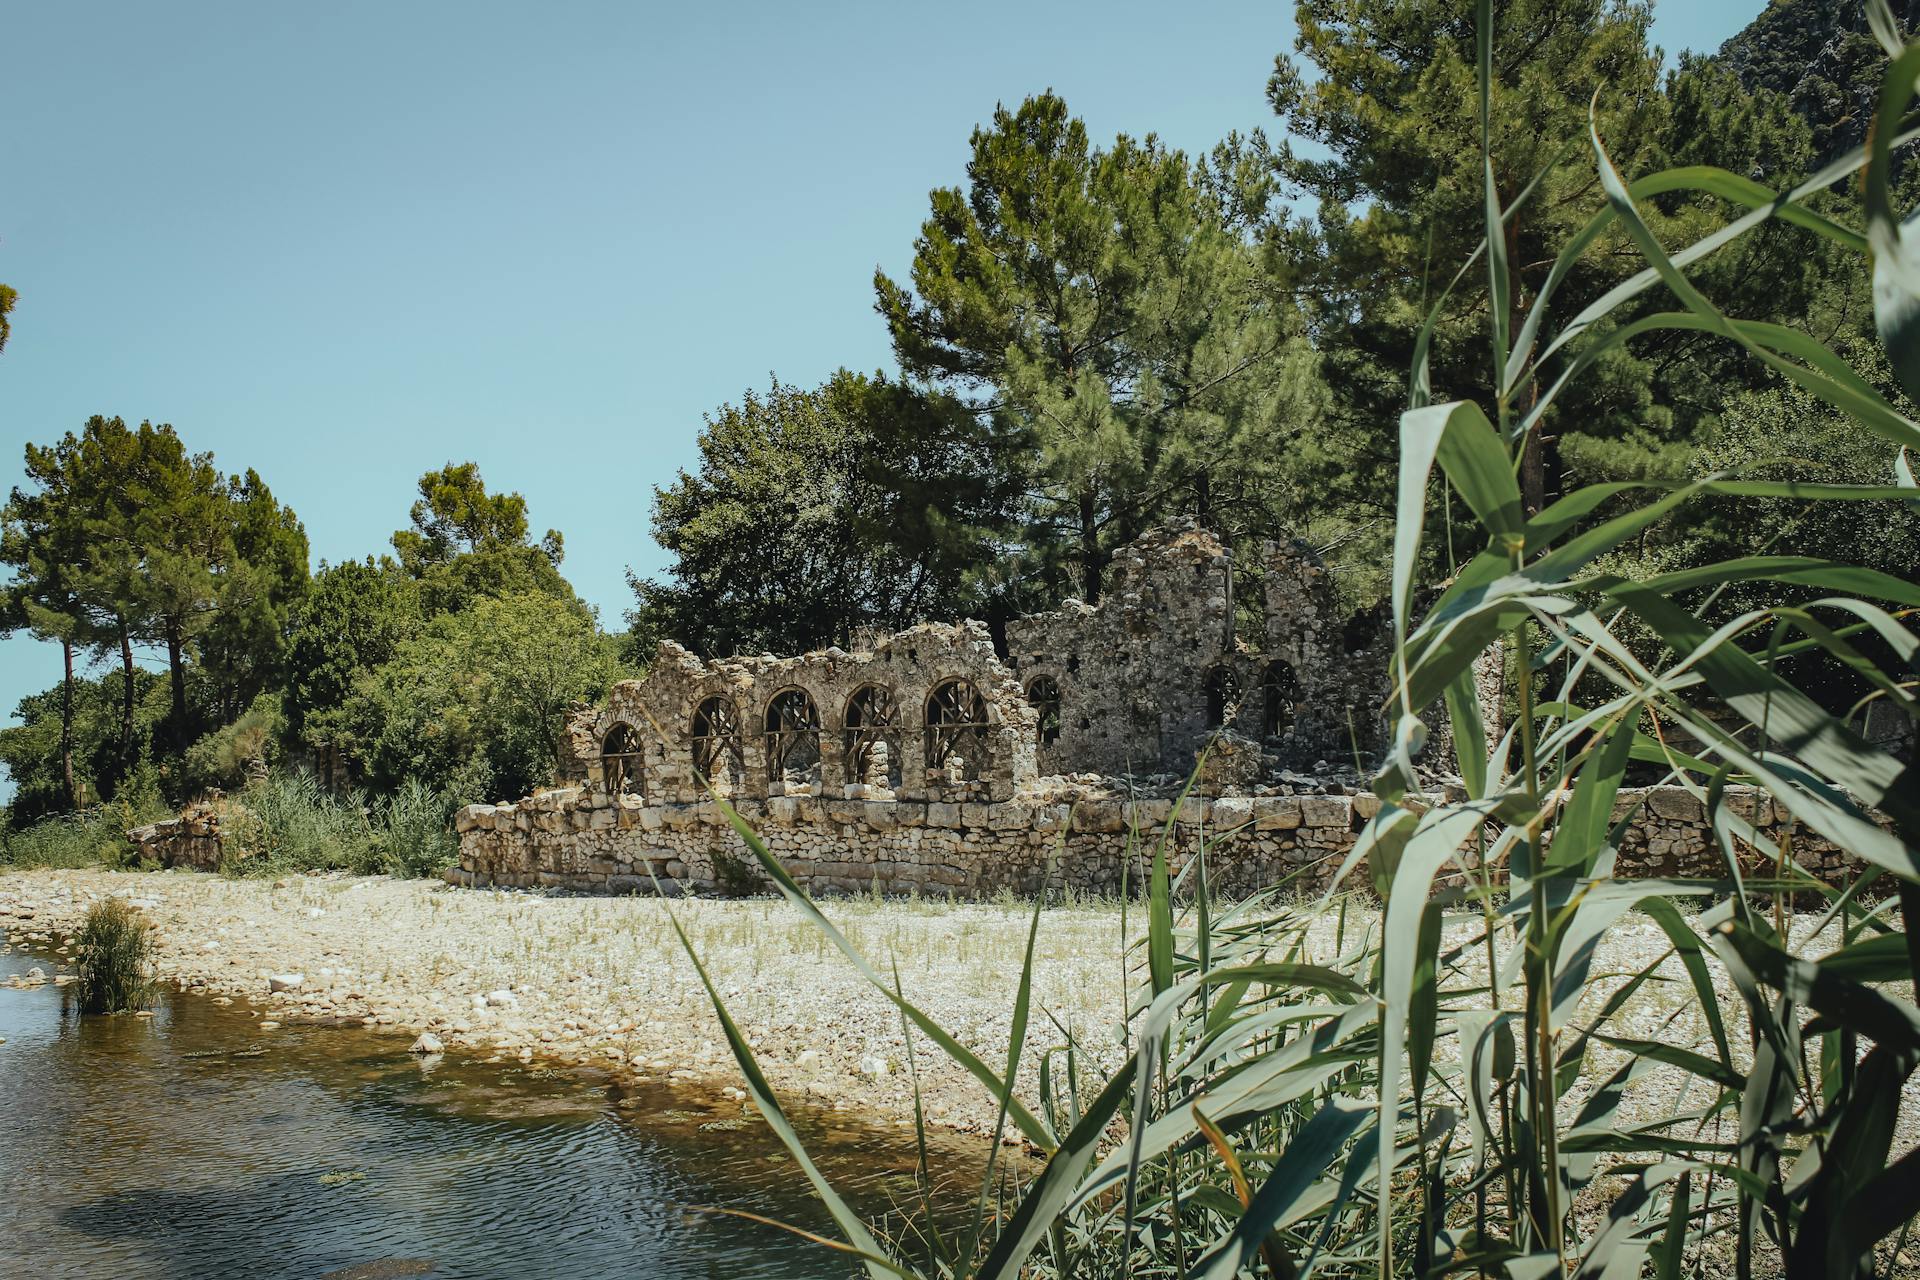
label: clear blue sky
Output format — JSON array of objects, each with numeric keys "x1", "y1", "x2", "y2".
[{"x1": 0, "y1": 1, "x2": 1763, "y2": 799}]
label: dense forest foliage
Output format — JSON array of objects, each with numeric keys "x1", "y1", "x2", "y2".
[{"x1": 5, "y1": 0, "x2": 1917, "y2": 851}]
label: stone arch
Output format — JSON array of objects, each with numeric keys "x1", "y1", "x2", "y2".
[
  {"x1": 925, "y1": 677, "x2": 990, "y2": 781},
  {"x1": 763, "y1": 686, "x2": 822, "y2": 789},
  {"x1": 843, "y1": 683, "x2": 902, "y2": 790},
  {"x1": 1262, "y1": 660, "x2": 1302, "y2": 740},
  {"x1": 690, "y1": 694, "x2": 744, "y2": 792},
  {"x1": 1204, "y1": 664, "x2": 1240, "y2": 730},
  {"x1": 601, "y1": 721, "x2": 645, "y2": 797}
]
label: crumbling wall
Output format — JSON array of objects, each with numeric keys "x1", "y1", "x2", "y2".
[
  {"x1": 1006, "y1": 526, "x2": 1239, "y2": 780},
  {"x1": 1005, "y1": 526, "x2": 1402, "y2": 779},
  {"x1": 126, "y1": 802, "x2": 226, "y2": 871},
  {"x1": 583, "y1": 622, "x2": 1038, "y2": 808}
]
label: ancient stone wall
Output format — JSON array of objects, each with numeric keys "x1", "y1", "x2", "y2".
[
  {"x1": 126, "y1": 802, "x2": 226, "y2": 871},
  {"x1": 583, "y1": 621, "x2": 1037, "y2": 807},
  {"x1": 448, "y1": 781, "x2": 1864, "y2": 898},
  {"x1": 1002, "y1": 527, "x2": 1409, "y2": 779}
]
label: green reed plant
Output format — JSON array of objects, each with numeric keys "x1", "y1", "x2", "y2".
[
  {"x1": 73, "y1": 897, "x2": 157, "y2": 1015},
  {"x1": 672, "y1": 4, "x2": 1920, "y2": 1275},
  {"x1": 376, "y1": 776, "x2": 459, "y2": 878}
]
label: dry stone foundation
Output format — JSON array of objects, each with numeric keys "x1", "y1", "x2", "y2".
[{"x1": 449, "y1": 780, "x2": 1864, "y2": 898}]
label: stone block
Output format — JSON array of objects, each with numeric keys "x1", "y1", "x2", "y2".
[
  {"x1": 1645, "y1": 786, "x2": 1703, "y2": 823},
  {"x1": 1210, "y1": 797, "x2": 1253, "y2": 829},
  {"x1": 1298, "y1": 795, "x2": 1350, "y2": 829},
  {"x1": 1253, "y1": 796, "x2": 1303, "y2": 830},
  {"x1": 927, "y1": 803, "x2": 962, "y2": 828},
  {"x1": 1130, "y1": 799, "x2": 1172, "y2": 830},
  {"x1": 1033, "y1": 804, "x2": 1072, "y2": 834},
  {"x1": 1070, "y1": 802, "x2": 1125, "y2": 834}
]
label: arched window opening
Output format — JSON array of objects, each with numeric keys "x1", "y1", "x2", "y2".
[
  {"x1": 844, "y1": 685, "x2": 902, "y2": 790},
  {"x1": 601, "y1": 722, "x2": 645, "y2": 797},
  {"x1": 925, "y1": 678, "x2": 989, "y2": 782},
  {"x1": 1205, "y1": 665, "x2": 1240, "y2": 730},
  {"x1": 1027, "y1": 676, "x2": 1062, "y2": 748},
  {"x1": 764, "y1": 688, "x2": 822, "y2": 788},
  {"x1": 1262, "y1": 661, "x2": 1302, "y2": 740},
  {"x1": 690, "y1": 695, "x2": 744, "y2": 786}
]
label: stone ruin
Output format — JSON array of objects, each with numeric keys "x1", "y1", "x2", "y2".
[
  {"x1": 446, "y1": 523, "x2": 1879, "y2": 898},
  {"x1": 127, "y1": 801, "x2": 227, "y2": 871}
]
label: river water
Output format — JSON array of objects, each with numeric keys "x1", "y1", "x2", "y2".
[{"x1": 0, "y1": 933, "x2": 983, "y2": 1279}]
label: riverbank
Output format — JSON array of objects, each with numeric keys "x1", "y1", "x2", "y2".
[{"x1": 0, "y1": 868, "x2": 1136, "y2": 1138}]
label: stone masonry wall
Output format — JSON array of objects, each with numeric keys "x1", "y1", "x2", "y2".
[
  {"x1": 127, "y1": 802, "x2": 226, "y2": 871},
  {"x1": 450, "y1": 782, "x2": 1863, "y2": 899}
]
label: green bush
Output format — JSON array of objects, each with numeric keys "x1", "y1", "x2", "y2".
[
  {"x1": 73, "y1": 897, "x2": 156, "y2": 1014},
  {"x1": 1, "y1": 766, "x2": 170, "y2": 870},
  {"x1": 375, "y1": 776, "x2": 458, "y2": 878},
  {"x1": 223, "y1": 770, "x2": 379, "y2": 874}
]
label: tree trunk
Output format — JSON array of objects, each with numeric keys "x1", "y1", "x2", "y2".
[
  {"x1": 118, "y1": 618, "x2": 137, "y2": 769},
  {"x1": 61, "y1": 635, "x2": 80, "y2": 810},
  {"x1": 164, "y1": 617, "x2": 188, "y2": 751},
  {"x1": 1079, "y1": 487, "x2": 1102, "y2": 604}
]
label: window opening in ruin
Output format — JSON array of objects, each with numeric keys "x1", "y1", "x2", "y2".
[
  {"x1": 1262, "y1": 661, "x2": 1301, "y2": 740},
  {"x1": 690, "y1": 695, "x2": 744, "y2": 784},
  {"x1": 844, "y1": 684, "x2": 902, "y2": 789},
  {"x1": 1205, "y1": 665, "x2": 1240, "y2": 729},
  {"x1": 925, "y1": 678, "x2": 989, "y2": 781},
  {"x1": 601, "y1": 722, "x2": 645, "y2": 797},
  {"x1": 763, "y1": 687, "x2": 822, "y2": 787},
  {"x1": 1026, "y1": 676, "x2": 1062, "y2": 747}
]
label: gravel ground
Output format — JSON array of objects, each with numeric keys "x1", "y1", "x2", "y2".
[{"x1": 0, "y1": 868, "x2": 1137, "y2": 1139}]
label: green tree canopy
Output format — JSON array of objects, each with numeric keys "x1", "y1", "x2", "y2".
[
  {"x1": 1266, "y1": 0, "x2": 1827, "y2": 523},
  {"x1": 284, "y1": 557, "x2": 422, "y2": 779},
  {"x1": 391, "y1": 462, "x2": 577, "y2": 615},
  {"x1": 877, "y1": 92, "x2": 1320, "y2": 602},
  {"x1": 343, "y1": 590, "x2": 627, "y2": 802},
  {"x1": 629, "y1": 370, "x2": 1018, "y2": 656}
]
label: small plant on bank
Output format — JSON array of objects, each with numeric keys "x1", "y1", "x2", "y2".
[{"x1": 73, "y1": 898, "x2": 157, "y2": 1015}]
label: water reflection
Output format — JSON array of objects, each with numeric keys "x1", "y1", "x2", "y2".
[{"x1": 0, "y1": 930, "x2": 977, "y2": 1279}]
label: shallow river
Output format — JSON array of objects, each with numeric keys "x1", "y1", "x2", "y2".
[{"x1": 0, "y1": 934, "x2": 983, "y2": 1279}]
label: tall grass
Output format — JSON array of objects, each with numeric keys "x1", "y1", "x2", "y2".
[
  {"x1": 678, "y1": 4, "x2": 1920, "y2": 1277},
  {"x1": 2, "y1": 769, "x2": 459, "y2": 880},
  {"x1": 375, "y1": 776, "x2": 459, "y2": 878},
  {"x1": 224, "y1": 771, "x2": 461, "y2": 877},
  {"x1": 1, "y1": 769, "x2": 169, "y2": 870},
  {"x1": 73, "y1": 897, "x2": 157, "y2": 1014}
]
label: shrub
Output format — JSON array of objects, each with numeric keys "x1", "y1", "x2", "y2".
[
  {"x1": 376, "y1": 777, "x2": 458, "y2": 878},
  {"x1": 73, "y1": 898, "x2": 156, "y2": 1014},
  {"x1": 223, "y1": 770, "x2": 379, "y2": 875},
  {"x1": 1, "y1": 769, "x2": 169, "y2": 870}
]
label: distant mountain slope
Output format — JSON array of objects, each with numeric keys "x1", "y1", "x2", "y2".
[{"x1": 1718, "y1": 0, "x2": 1918, "y2": 164}]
